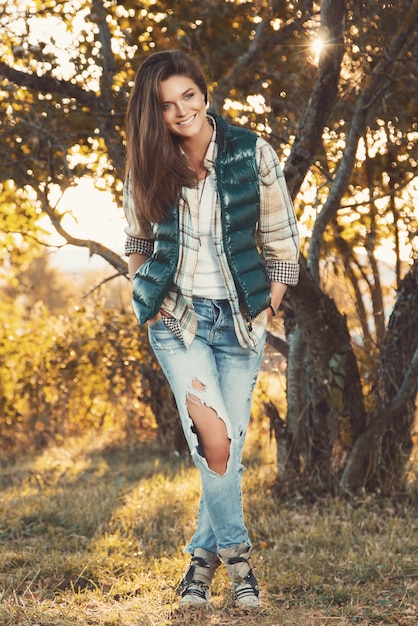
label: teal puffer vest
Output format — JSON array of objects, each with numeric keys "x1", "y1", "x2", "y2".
[{"x1": 132, "y1": 113, "x2": 271, "y2": 325}]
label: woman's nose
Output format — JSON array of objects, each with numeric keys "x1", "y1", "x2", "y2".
[{"x1": 176, "y1": 103, "x2": 186, "y2": 116}]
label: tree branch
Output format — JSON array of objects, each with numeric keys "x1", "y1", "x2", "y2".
[
  {"x1": 0, "y1": 1, "x2": 126, "y2": 180},
  {"x1": 0, "y1": 61, "x2": 99, "y2": 110},
  {"x1": 82, "y1": 271, "x2": 129, "y2": 299},
  {"x1": 89, "y1": 0, "x2": 126, "y2": 178},
  {"x1": 42, "y1": 198, "x2": 128, "y2": 276},
  {"x1": 266, "y1": 330, "x2": 289, "y2": 358},
  {"x1": 211, "y1": 18, "x2": 267, "y2": 111},
  {"x1": 91, "y1": 0, "x2": 117, "y2": 101},
  {"x1": 387, "y1": 347, "x2": 418, "y2": 415},
  {"x1": 212, "y1": 0, "x2": 316, "y2": 112},
  {"x1": 284, "y1": 0, "x2": 346, "y2": 199},
  {"x1": 307, "y1": 4, "x2": 418, "y2": 282}
]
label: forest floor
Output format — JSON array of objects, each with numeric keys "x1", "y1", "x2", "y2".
[{"x1": 0, "y1": 423, "x2": 417, "y2": 626}]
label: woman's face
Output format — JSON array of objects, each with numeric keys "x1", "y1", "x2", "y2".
[{"x1": 159, "y1": 74, "x2": 207, "y2": 140}]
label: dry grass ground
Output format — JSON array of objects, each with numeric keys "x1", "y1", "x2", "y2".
[{"x1": 0, "y1": 421, "x2": 417, "y2": 626}]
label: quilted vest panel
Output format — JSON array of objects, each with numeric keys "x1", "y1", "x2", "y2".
[
  {"x1": 132, "y1": 210, "x2": 179, "y2": 324},
  {"x1": 215, "y1": 117, "x2": 270, "y2": 317}
]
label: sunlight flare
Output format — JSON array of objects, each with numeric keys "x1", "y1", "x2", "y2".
[{"x1": 312, "y1": 37, "x2": 325, "y2": 64}]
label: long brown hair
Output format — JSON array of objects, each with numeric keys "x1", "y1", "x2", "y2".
[{"x1": 125, "y1": 50, "x2": 208, "y2": 223}]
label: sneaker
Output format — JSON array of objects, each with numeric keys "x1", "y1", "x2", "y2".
[
  {"x1": 232, "y1": 567, "x2": 260, "y2": 608},
  {"x1": 178, "y1": 580, "x2": 210, "y2": 606},
  {"x1": 219, "y1": 542, "x2": 260, "y2": 609},
  {"x1": 177, "y1": 548, "x2": 221, "y2": 608}
]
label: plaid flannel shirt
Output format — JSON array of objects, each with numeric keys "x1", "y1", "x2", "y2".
[{"x1": 123, "y1": 115, "x2": 299, "y2": 350}]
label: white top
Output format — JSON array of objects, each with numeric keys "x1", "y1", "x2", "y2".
[{"x1": 192, "y1": 172, "x2": 228, "y2": 299}]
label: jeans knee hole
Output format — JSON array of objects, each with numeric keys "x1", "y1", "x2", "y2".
[
  {"x1": 191, "y1": 377, "x2": 205, "y2": 391},
  {"x1": 187, "y1": 393, "x2": 202, "y2": 407}
]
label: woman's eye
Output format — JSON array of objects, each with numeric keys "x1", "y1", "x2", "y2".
[
  {"x1": 185, "y1": 92, "x2": 195, "y2": 100},
  {"x1": 162, "y1": 103, "x2": 172, "y2": 110}
]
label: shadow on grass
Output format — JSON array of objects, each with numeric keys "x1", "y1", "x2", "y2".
[{"x1": 0, "y1": 437, "x2": 195, "y2": 599}]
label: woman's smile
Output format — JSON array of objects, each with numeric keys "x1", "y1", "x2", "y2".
[{"x1": 177, "y1": 114, "x2": 196, "y2": 126}]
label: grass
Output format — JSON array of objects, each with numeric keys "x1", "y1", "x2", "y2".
[{"x1": 0, "y1": 421, "x2": 417, "y2": 626}]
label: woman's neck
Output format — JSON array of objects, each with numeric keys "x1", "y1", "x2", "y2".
[{"x1": 181, "y1": 119, "x2": 213, "y2": 179}]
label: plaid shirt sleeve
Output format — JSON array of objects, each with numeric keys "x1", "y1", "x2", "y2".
[
  {"x1": 123, "y1": 173, "x2": 155, "y2": 257},
  {"x1": 257, "y1": 138, "x2": 300, "y2": 285}
]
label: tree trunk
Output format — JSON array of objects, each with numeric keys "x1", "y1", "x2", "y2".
[
  {"x1": 282, "y1": 260, "x2": 367, "y2": 487},
  {"x1": 341, "y1": 259, "x2": 418, "y2": 492}
]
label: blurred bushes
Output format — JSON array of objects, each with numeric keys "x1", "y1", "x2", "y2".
[{"x1": 0, "y1": 298, "x2": 163, "y2": 461}]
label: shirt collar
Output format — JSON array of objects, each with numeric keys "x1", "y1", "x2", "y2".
[{"x1": 203, "y1": 114, "x2": 218, "y2": 171}]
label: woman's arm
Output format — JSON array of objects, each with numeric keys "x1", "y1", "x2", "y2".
[
  {"x1": 267, "y1": 281, "x2": 288, "y2": 320},
  {"x1": 128, "y1": 252, "x2": 149, "y2": 281},
  {"x1": 257, "y1": 140, "x2": 300, "y2": 307},
  {"x1": 270, "y1": 281, "x2": 288, "y2": 310}
]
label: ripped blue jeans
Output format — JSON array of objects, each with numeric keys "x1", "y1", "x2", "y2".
[{"x1": 148, "y1": 297, "x2": 265, "y2": 555}]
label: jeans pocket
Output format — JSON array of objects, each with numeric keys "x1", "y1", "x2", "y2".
[{"x1": 147, "y1": 315, "x2": 165, "y2": 328}]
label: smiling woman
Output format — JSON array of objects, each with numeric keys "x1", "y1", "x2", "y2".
[{"x1": 123, "y1": 48, "x2": 300, "y2": 610}]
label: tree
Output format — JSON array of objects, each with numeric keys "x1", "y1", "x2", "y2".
[{"x1": 1, "y1": 0, "x2": 417, "y2": 491}]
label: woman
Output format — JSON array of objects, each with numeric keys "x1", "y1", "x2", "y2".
[{"x1": 123, "y1": 49, "x2": 299, "y2": 609}]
